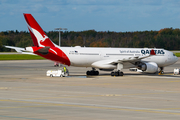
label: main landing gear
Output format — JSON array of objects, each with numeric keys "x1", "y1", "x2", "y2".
[
  {"x1": 111, "y1": 70, "x2": 124, "y2": 76},
  {"x1": 158, "y1": 67, "x2": 164, "y2": 75},
  {"x1": 86, "y1": 68, "x2": 99, "y2": 75},
  {"x1": 111, "y1": 63, "x2": 124, "y2": 76},
  {"x1": 87, "y1": 63, "x2": 124, "y2": 77}
]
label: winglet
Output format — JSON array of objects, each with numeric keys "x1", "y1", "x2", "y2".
[{"x1": 150, "y1": 49, "x2": 156, "y2": 55}]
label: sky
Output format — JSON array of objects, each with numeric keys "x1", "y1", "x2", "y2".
[{"x1": 0, "y1": 0, "x2": 180, "y2": 32}]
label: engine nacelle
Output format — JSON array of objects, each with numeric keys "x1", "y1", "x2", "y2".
[{"x1": 137, "y1": 62, "x2": 158, "y2": 73}]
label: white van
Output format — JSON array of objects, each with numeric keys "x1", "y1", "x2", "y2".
[{"x1": 47, "y1": 67, "x2": 69, "y2": 77}]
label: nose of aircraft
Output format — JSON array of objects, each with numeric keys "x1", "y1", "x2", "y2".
[
  {"x1": 174, "y1": 55, "x2": 178, "y2": 63},
  {"x1": 167, "y1": 52, "x2": 178, "y2": 65}
]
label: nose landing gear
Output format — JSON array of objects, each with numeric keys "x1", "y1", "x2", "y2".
[{"x1": 158, "y1": 67, "x2": 164, "y2": 75}]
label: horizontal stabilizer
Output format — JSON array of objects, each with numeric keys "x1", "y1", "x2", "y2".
[
  {"x1": 4, "y1": 46, "x2": 36, "y2": 55},
  {"x1": 4, "y1": 46, "x2": 25, "y2": 52}
]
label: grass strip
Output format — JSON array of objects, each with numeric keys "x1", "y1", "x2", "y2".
[
  {"x1": 0, "y1": 54, "x2": 45, "y2": 60},
  {"x1": 175, "y1": 53, "x2": 180, "y2": 57}
]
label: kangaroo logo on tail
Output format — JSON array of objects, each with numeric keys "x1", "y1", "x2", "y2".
[{"x1": 24, "y1": 13, "x2": 55, "y2": 47}]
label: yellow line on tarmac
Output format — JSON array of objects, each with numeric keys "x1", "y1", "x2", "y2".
[
  {"x1": 21, "y1": 95, "x2": 101, "y2": 100},
  {"x1": 1, "y1": 99, "x2": 180, "y2": 116},
  {"x1": 156, "y1": 108, "x2": 180, "y2": 110},
  {"x1": 167, "y1": 80, "x2": 180, "y2": 83},
  {"x1": 0, "y1": 105, "x2": 51, "y2": 109},
  {"x1": 19, "y1": 92, "x2": 170, "y2": 100},
  {"x1": 11, "y1": 91, "x2": 178, "y2": 100},
  {"x1": 0, "y1": 87, "x2": 11, "y2": 90},
  {"x1": 117, "y1": 80, "x2": 180, "y2": 85},
  {"x1": 122, "y1": 91, "x2": 179, "y2": 96}
]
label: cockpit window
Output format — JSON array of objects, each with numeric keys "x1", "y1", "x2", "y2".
[{"x1": 173, "y1": 54, "x2": 175, "y2": 56}]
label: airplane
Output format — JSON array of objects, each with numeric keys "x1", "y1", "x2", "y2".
[{"x1": 5, "y1": 13, "x2": 178, "y2": 76}]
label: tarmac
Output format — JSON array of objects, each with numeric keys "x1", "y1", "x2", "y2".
[{"x1": 0, "y1": 59, "x2": 180, "y2": 120}]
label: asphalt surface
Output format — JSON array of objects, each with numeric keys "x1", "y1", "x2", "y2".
[{"x1": 0, "y1": 59, "x2": 180, "y2": 120}]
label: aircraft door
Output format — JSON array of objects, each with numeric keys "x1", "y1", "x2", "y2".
[{"x1": 99, "y1": 51, "x2": 104, "y2": 59}]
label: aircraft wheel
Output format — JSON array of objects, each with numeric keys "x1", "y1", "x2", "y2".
[
  {"x1": 86, "y1": 71, "x2": 90, "y2": 75},
  {"x1": 111, "y1": 72, "x2": 114, "y2": 76},
  {"x1": 115, "y1": 71, "x2": 119, "y2": 76},
  {"x1": 119, "y1": 72, "x2": 124, "y2": 76},
  {"x1": 111, "y1": 71, "x2": 123, "y2": 76},
  {"x1": 95, "y1": 71, "x2": 99, "y2": 75},
  {"x1": 90, "y1": 71, "x2": 93, "y2": 75},
  {"x1": 86, "y1": 71, "x2": 99, "y2": 75},
  {"x1": 50, "y1": 74, "x2": 53, "y2": 77}
]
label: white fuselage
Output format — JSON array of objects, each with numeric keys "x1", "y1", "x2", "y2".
[{"x1": 60, "y1": 46, "x2": 178, "y2": 69}]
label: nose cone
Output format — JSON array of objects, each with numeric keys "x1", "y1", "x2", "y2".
[
  {"x1": 175, "y1": 56, "x2": 178, "y2": 63},
  {"x1": 166, "y1": 51, "x2": 178, "y2": 66}
]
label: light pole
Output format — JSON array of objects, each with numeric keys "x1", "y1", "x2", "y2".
[
  {"x1": 54, "y1": 28, "x2": 67, "y2": 46},
  {"x1": 54, "y1": 28, "x2": 67, "y2": 67}
]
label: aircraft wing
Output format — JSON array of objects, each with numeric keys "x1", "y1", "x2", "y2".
[
  {"x1": 4, "y1": 46, "x2": 36, "y2": 55},
  {"x1": 92, "y1": 49, "x2": 156, "y2": 69},
  {"x1": 112, "y1": 54, "x2": 152, "y2": 64},
  {"x1": 112, "y1": 49, "x2": 156, "y2": 63}
]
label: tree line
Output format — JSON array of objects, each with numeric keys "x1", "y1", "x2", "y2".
[{"x1": 1, "y1": 28, "x2": 180, "y2": 52}]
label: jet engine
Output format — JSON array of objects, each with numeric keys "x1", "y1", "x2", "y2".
[{"x1": 137, "y1": 62, "x2": 158, "y2": 73}]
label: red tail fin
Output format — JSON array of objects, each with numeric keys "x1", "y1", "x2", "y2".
[{"x1": 23, "y1": 13, "x2": 55, "y2": 47}]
